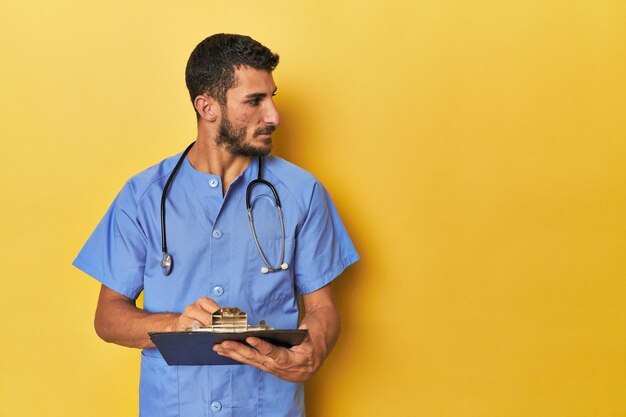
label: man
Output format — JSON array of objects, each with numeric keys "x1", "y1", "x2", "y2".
[{"x1": 73, "y1": 34, "x2": 359, "y2": 417}]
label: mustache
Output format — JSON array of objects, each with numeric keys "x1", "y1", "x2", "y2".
[{"x1": 253, "y1": 125, "x2": 277, "y2": 137}]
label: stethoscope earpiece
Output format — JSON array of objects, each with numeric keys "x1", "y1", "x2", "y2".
[{"x1": 260, "y1": 263, "x2": 288, "y2": 274}]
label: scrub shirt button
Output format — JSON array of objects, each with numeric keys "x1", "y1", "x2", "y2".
[
  {"x1": 209, "y1": 178, "x2": 219, "y2": 188},
  {"x1": 211, "y1": 401, "x2": 222, "y2": 412},
  {"x1": 212, "y1": 229, "x2": 223, "y2": 239},
  {"x1": 213, "y1": 286, "x2": 224, "y2": 296}
]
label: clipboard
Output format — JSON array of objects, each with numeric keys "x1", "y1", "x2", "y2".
[{"x1": 148, "y1": 308, "x2": 308, "y2": 366}]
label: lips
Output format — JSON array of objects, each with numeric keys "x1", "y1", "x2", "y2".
[{"x1": 254, "y1": 125, "x2": 276, "y2": 137}]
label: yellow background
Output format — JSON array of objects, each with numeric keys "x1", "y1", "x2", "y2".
[{"x1": 1, "y1": 1, "x2": 625, "y2": 416}]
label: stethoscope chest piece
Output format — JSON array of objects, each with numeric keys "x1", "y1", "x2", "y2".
[{"x1": 162, "y1": 253, "x2": 173, "y2": 276}]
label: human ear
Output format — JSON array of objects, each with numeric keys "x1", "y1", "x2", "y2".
[{"x1": 194, "y1": 94, "x2": 218, "y2": 122}]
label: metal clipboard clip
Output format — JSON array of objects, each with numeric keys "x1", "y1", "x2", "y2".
[{"x1": 188, "y1": 307, "x2": 275, "y2": 333}]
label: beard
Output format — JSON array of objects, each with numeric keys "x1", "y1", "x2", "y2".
[{"x1": 216, "y1": 115, "x2": 275, "y2": 157}]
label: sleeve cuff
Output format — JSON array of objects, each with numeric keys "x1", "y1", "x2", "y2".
[
  {"x1": 72, "y1": 258, "x2": 143, "y2": 300},
  {"x1": 296, "y1": 252, "x2": 360, "y2": 295}
]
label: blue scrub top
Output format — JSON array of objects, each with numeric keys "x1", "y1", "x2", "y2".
[{"x1": 73, "y1": 153, "x2": 359, "y2": 417}]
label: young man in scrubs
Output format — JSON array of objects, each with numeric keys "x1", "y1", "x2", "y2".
[{"x1": 73, "y1": 34, "x2": 359, "y2": 417}]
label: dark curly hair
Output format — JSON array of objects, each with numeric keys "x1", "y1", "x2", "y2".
[{"x1": 185, "y1": 34, "x2": 280, "y2": 115}]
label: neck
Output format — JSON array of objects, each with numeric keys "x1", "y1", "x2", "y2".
[{"x1": 187, "y1": 135, "x2": 254, "y2": 195}]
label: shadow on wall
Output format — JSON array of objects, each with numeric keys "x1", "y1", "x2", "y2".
[
  {"x1": 272, "y1": 89, "x2": 368, "y2": 416},
  {"x1": 304, "y1": 263, "x2": 364, "y2": 416},
  {"x1": 271, "y1": 96, "x2": 305, "y2": 163}
]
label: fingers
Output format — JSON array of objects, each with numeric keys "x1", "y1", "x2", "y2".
[
  {"x1": 214, "y1": 342, "x2": 275, "y2": 374},
  {"x1": 195, "y1": 296, "x2": 221, "y2": 314},
  {"x1": 246, "y1": 337, "x2": 280, "y2": 358},
  {"x1": 213, "y1": 341, "x2": 262, "y2": 364},
  {"x1": 213, "y1": 339, "x2": 282, "y2": 365},
  {"x1": 213, "y1": 339, "x2": 316, "y2": 382},
  {"x1": 214, "y1": 341, "x2": 311, "y2": 382},
  {"x1": 176, "y1": 297, "x2": 221, "y2": 330}
]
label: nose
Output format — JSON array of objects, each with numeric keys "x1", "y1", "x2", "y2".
[{"x1": 263, "y1": 100, "x2": 280, "y2": 127}]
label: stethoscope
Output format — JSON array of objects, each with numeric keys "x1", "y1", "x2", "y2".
[{"x1": 160, "y1": 141, "x2": 288, "y2": 276}]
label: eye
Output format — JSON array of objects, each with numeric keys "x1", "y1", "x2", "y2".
[{"x1": 248, "y1": 97, "x2": 261, "y2": 106}]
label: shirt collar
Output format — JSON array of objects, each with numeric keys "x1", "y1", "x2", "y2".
[{"x1": 179, "y1": 154, "x2": 260, "y2": 190}]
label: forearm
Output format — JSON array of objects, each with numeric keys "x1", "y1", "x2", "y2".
[
  {"x1": 94, "y1": 285, "x2": 220, "y2": 350},
  {"x1": 94, "y1": 288, "x2": 177, "y2": 349},
  {"x1": 299, "y1": 302, "x2": 340, "y2": 363}
]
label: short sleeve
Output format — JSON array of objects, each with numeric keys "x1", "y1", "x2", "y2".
[
  {"x1": 72, "y1": 182, "x2": 147, "y2": 299},
  {"x1": 293, "y1": 182, "x2": 359, "y2": 294}
]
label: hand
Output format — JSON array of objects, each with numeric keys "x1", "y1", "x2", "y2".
[
  {"x1": 213, "y1": 324, "x2": 323, "y2": 382},
  {"x1": 173, "y1": 297, "x2": 221, "y2": 331}
]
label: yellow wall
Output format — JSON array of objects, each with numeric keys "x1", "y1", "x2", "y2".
[{"x1": 1, "y1": 1, "x2": 625, "y2": 416}]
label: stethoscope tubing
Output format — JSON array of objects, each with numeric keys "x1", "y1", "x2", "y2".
[
  {"x1": 161, "y1": 142, "x2": 195, "y2": 255},
  {"x1": 160, "y1": 141, "x2": 287, "y2": 276},
  {"x1": 160, "y1": 141, "x2": 195, "y2": 275},
  {"x1": 246, "y1": 161, "x2": 288, "y2": 273}
]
